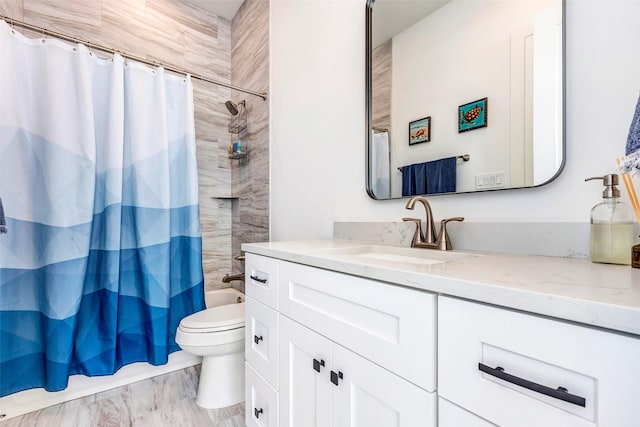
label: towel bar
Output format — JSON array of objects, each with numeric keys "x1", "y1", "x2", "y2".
[{"x1": 398, "y1": 154, "x2": 470, "y2": 172}]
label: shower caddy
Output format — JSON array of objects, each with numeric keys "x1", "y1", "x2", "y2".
[{"x1": 228, "y1": 101, "x2": 248, "y2": 165}]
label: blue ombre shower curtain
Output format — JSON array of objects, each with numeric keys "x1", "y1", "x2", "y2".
[{"x1": 0, "y1": 20, "x2": 204, "y2": 396}]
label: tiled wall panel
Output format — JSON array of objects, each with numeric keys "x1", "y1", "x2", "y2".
[
  {"x1": 230, "y1": 0, "x2": 270, "y2": 291},
  {"x1": 372, "y1": 39, "x2": 392, "y2": 131}
]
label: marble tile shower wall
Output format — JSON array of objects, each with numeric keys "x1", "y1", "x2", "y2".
[
  {"x1": 0, "y1": 0, "x2": 269, "y2": 291},
  {"x1": 230, "y1": 0, "x2": 270, "y2": 288},
  {"x1": 372, "y1": 39, "x2": 392, "y2": 131}
]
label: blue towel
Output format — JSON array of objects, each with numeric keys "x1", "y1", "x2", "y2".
[
  {"x1": 402, "y1": 163, "x2": 428, "y2": 196},
  {"x1": 0, "y1": 197, "x2": 6, "y2": 234},
  {"x1": 413, "y1": 162, "x2": 427, "y2": 195},
  {"x1": 402, "y1": 164, "x2": 415, "y2": 196},
  {"x1": 426, "y1": 157, "x2": 457, "y2": 194}
]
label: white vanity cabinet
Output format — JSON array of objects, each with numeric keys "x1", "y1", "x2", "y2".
[
  {"x1": 244, "y1": 245, "x2": 640, "y2": 427},
  {"x1": 245, "y1": 253, "x2": 438, "y2": 427},
  {"x1": 438, "y1": 296, "x2": 640, "y2": 427}
]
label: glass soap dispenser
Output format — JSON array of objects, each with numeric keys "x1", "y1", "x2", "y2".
[{"x1": 585, "y1": 174, "x2": 635, "y2": 265}]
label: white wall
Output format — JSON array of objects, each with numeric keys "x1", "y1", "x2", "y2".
[{"x1": 270, "y1": 0, "x2": 640, "y2": 242}]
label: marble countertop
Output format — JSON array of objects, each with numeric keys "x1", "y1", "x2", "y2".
[{"x1": 241, "y1": 240, "x2": 640, "y2": 336}]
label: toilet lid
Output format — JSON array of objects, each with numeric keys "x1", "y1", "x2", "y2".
[{"x1": 179, "y1": 303, "x2": 245, "y2": 332}]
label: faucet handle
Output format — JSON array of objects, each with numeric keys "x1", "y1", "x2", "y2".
[
  {"x1": 402, "y1": 217, "x2": 425, "y2": 247},
  {"x1": 442, "y1": 217, "x2": 464, "y2": 224},
  {"x1": 437, "y1": 217, "x2": 465, "y2": 251}
]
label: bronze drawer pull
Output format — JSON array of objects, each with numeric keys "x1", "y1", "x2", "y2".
[
  {"x1": 478, "y1": 363, "x2": 586, "y2": 407},
  {"x1": 250, "y1": 275, "x2": 267, "y2": 283}
]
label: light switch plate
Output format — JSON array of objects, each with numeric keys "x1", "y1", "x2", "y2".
[{"x1": 475, "y1": 172, "x2": 505, "y2": 190}]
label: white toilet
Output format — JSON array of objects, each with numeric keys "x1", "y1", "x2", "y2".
[{"x1": 175, "y1": 288, "x2": 245, "y2": 409}]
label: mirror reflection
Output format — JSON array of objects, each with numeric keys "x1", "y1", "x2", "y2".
[{"x1": 367, "y1": 0, "x2": 565, "y2": 199}]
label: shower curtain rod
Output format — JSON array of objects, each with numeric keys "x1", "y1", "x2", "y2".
[{"x1": 1, "y1": 15, "x2": 268, "y2": 101}]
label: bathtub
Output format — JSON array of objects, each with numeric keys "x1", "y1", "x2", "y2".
[
  {"x1": 0, "y1": 287, "x2": 244, "y2": 420},
  {"x1": 206, "y1": 287, "x2": 244, "y2": 307}
]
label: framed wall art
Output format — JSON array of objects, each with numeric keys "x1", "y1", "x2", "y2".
[
  {"x1": 409, "y1": 116, "x2": 431, "y2": 145},
  {"x1": 458, "y1": 98, "x2": 487, "y2": 132}
]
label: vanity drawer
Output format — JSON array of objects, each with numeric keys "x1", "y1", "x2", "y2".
[
  {"x1": 245, "y1": 362, "x2": 278, "y2": 427},
  {"x1": 278, "y1": 260, "x2": 436, "y2": 391},
  {"x1": 245, "y1": 254, "x2": 279, "y2": 309},
  {"x1": 245, "y1": 296, "x2": 279, "y2": 388},
  {"x1": 438, "y1": 296, "x2": 640, "y2": 427}
]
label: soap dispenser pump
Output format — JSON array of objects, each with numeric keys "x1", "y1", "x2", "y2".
[{"x1": 585, "y1": 174, "x2": 635, "y2": 265}]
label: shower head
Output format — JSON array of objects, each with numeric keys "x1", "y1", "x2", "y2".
[
  {"x1": 225, "y1": 100, "x2": 245, "y2": 116},
  {"x1": 225, "y1": 101, "x2": 238, "y2": 115}
]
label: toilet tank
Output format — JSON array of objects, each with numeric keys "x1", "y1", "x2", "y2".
[{"x1": 205, "y1": 288, "x2": 245, "y2": 308}]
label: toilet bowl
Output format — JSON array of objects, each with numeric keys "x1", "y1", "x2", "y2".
[{"x1": 175, "y1": 288, "x2": 245, "y2": 409}]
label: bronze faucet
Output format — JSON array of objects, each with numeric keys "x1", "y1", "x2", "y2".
[
  {"x1": 402, "y1": 196, "x2": 464, "y2": 250},
  {"x1": 222, "y1": 253, "x2": 246, "y2": 283},
  {"x1": 222, "y1": 272, "x2": 245, "y2": 283}
]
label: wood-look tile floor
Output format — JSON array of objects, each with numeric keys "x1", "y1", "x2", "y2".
[{"x1": 0, "y1": 366, "x2": 245, "y2": 427}]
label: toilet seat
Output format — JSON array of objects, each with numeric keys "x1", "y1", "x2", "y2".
[{"x1": 179, "y1": 302, "x2": 245, "y2": 333}]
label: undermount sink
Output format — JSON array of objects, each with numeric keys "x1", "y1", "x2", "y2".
[{"x1": 317, "y1": 245, "x2": 474, "y2": 266}]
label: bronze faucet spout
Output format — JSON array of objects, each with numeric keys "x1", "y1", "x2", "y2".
[{"x1": 405, "y1": 196, "x2": 437, "y2": 244}]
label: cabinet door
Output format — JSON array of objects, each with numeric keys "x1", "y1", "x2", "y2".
[
  {"x1": 245, "y1": 296, "x2": 279, "y2": 387},
  {"x1": 245, "y1": 362, "x2": 278, "y2": 427},
  {"x1": 279, "y1": 316, "x2": 332, "y2": 427},
  {"x1": 331, "y1": 344, "x2": 436, "y2": 427}
]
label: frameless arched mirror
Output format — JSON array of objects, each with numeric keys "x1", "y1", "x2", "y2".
[{"x1": 366, "y1": 0, "x2": 565, "y2": 199}]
